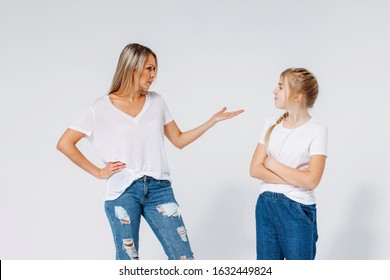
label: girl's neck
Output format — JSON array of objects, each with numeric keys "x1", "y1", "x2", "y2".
[{"x1": 284, "y1": 109, "x2": 311, "y2": 128}]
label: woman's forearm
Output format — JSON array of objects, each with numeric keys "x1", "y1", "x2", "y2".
[
  {"x1": 175, "y1": 119, "x2": 216, "y2": 149},
  {"x1": 165, "y1": 107, "x2": 244, "y2": 149},
  {"x1": 57, "y1": 142, "x2": 101, "y2": 178}
]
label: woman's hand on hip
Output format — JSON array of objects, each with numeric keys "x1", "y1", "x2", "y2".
[{"x1": 97, "y1": 161, "x2": 126, "y2": 179}]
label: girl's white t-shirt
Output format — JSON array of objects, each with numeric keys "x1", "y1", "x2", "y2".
[
  {"x1": 69, "y1": 91, "x2": 174, "y2": 201},
  {"x1": 258, "y1": 117, "x2": 328, "y2": 205}
]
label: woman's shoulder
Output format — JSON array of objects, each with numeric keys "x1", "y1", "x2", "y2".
[
  {"x1": 147, "y1": 91, "x2": 163, "y2": 100},
  {"x1": 92, "y1": 95, "x2": 108, "y2": 105},
  {"x1": 147, "y1": 91, "x2": 170, "y2": 107},
  {"x1": 86, "y1": 95, "x2": 110, "y2": 112}
]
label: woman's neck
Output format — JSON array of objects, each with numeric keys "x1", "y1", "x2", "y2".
[{"x1": 111, "y1": 90, "x2": 145, "y2": 102}]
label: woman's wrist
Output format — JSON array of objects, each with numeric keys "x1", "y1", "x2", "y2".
[
  {"x1": 206, "y1": 118, "x2": 217, "y2": 128},
  {"x1": 95, "y1": 168, "x2": 102, "y2": 179}
]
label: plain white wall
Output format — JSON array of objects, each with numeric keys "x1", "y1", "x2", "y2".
[{"x1": 1, "y1": 0, "x2": 389, "y2": 259}]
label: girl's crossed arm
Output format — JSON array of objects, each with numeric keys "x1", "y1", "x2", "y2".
[{"x1": 264, "y1": 155, "x2": 326, "y2": 190}]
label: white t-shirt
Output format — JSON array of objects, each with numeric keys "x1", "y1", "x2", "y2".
[
  {"x1": 258, "y1": 117, "x2": 328, "y2": 205},
  {"x1": 69, "y1": 91, "x2": 174, "y2": 201}
]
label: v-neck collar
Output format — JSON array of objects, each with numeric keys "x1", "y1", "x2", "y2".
[{"x1": 106, "y1": 93, "x2": 150, "y2": 123}]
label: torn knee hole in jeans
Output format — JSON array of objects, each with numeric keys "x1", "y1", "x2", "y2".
[
  {"x1": 156, "y1": 202, "x2": 181, "y2": 217},
  {"x1": 114, "y1": 206, "x2": 131, "y2": 224}
]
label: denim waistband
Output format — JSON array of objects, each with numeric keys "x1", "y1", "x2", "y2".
[
  {"x1": 134, "y1": 175, "x2": 158, "y2": 183},
  {"x1": 260, "y1": 191, "x2": 291, "y2": 201},
  {"x1": 133, "y1": 175, "x2": 165, "y2": 183}
]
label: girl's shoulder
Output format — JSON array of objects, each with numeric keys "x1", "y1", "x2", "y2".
[
  {"x1": 309, "y1": 118, "x2": 327, "y2": 130},
  {"x1": 306, "y1": 118, "x2": 328, "y2": 136}
]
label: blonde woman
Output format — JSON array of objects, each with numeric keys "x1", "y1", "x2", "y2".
[
  {"x1": 250, "y1": 68, "x2": 327, "y2": 260},
  {"x1": 57, "y1": 43, "x2": 244, "y2": 260}
]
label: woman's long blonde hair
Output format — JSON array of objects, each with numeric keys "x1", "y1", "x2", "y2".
[
  {"x1": 108, "y1": 43, "x2": 157, "y2": 96},
  {"x1": 264, "y1": 68, "x2": 319, "y2": 147}
]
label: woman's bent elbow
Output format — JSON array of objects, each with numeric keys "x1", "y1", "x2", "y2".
[
  {"x1": 56, "y1": 139, "x2": 70, "y2": 154},
  {"x1": 56, "y1": 140, "x2": 65, "y2": 152},
  {"x1": 174, "y1": 143, "x2": 185, "y2": 149}
]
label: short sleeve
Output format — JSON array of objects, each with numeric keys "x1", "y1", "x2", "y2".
[
  {"x1": 258, "y1": 118, "x2": 275, "y2": 144},
  {"x1": 309, "y1": 126, "x2": 328, "y2": 156},
  {"x1": 162, "y1": 98, "x2": 174, "y2": 125},
  {"x1": 68, "y1": 106, "x2": 95, "y2": 137}
]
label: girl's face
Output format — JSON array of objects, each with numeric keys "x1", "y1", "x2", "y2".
[
  {"x1": 273, "y1": 80, "x2": 287, "y2": 109},
  {"x1": 138, "y1": 54, "x2": 156, "y2": 92}
]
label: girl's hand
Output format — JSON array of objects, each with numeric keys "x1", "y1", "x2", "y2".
[
  {"x1": 97, "y1": 161, "x2": 126, "y2": 179},
  {"x1": 210, "y1": 107, "x2": 245, "y2": 124}
]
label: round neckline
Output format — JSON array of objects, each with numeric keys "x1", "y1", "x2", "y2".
[{"x1": 281, "y1": 117, "x2": 313, "y2": 131}]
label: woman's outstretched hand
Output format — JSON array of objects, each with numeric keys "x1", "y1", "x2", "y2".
[
  {"x1": 164, "y1": 107, "x2": 244, "y2": 149},
  {"x1": 211, "y1": 107, "x2": 245, "y2": 124}
]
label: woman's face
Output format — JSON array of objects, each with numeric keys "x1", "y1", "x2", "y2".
[
  {"x1": 273, "y1": 79, "x2": 287, "y2": 109},
  {"x1": 138, "y1": 54, "x2": 156, "y2": 92}
]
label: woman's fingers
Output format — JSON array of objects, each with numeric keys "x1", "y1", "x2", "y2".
[
  {"x1": 219, "y1": 107, "x2": 227, "y2": 113},
  {"x1": 104, "y1": 161, "x2": 126, "y2": 176},
  {"x1": 219, "y1": 109, "x2": 245, "y2": 120},
  {"x1": 111, "y1": 162, "x2": 126, "y2": 168},
  {"x1": 228, "y1": 109, "x2": 245, "y2": 117}
]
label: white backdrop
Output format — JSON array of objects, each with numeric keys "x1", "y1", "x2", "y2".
[{"x1": 1, "y1": 0, "x2": 389, "y2": 260}]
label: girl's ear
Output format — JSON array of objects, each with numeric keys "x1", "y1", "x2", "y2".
[{"x1": 294, "y1": 91, "x2": 304, "y2": 103}]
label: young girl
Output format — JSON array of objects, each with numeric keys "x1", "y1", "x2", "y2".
[
  {"x1": 57, "y1": 43, "x2": 244, "y2": 260},
  {"x1": 250, "y1": 68, "x2": 327, "y2": 260}
]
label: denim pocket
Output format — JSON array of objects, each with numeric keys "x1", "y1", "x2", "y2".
[
  {"x1": 158, "y1": 179, "x2": 171, "y2": 188},
  {"x1": 294, "y1": 202, "x2": 316, "y2": 225}
]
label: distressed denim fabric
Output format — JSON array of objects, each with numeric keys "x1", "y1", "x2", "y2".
[
  {"x1": 105, "y1": 176, "x2": 193, "y2": 260},
  {"x1": 255, "y1": 191, "x2": 318, "y2": 260}
]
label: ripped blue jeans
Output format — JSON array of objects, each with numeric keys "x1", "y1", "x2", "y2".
[{"x1": 105, "y1": 176, "x2": 194, "y2": 260}]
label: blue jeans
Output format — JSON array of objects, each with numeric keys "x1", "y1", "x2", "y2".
[
  {"x1": 105, "y1": 176, "x2": 194, "y2": 260},
  {"x1": 255, "y1": 192, "x2": 318, "y2": 260}
]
